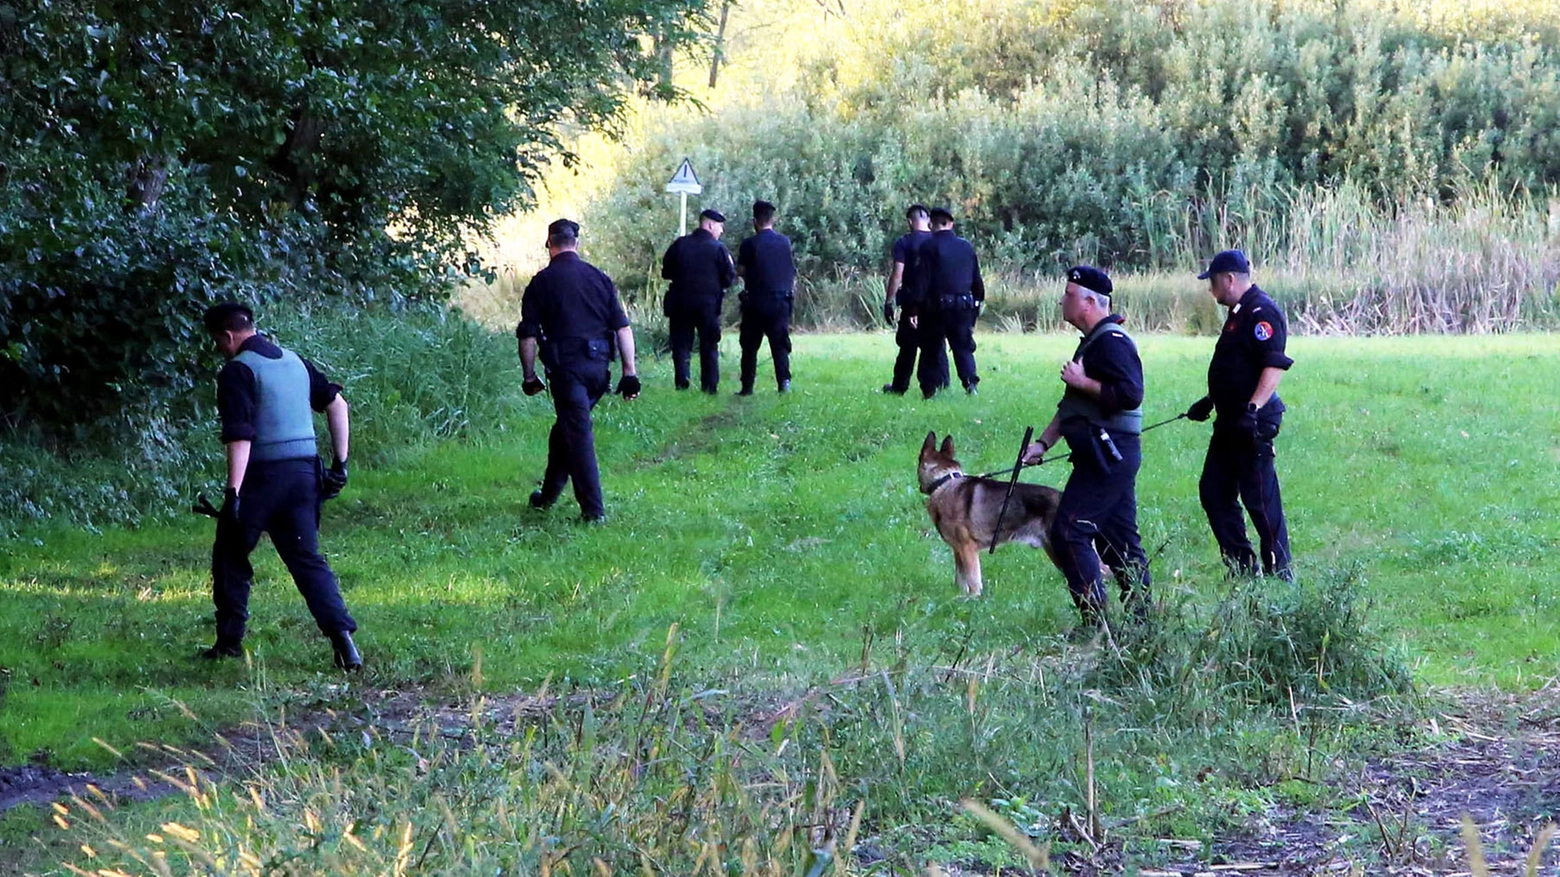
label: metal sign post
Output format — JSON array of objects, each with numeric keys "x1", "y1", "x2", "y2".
[{"x1": 664, "y1": 158, "x2": 702, "y2": 237}]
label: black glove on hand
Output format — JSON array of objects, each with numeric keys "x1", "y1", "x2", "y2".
[
  {"x1": 219, "y1": 487, "x2": 242, "y2": 528},
  {"x1": 522, "y1": 375, "x2": 546, "y2": 396},
  {"x1": 882, "y1": 303, "x2": 895, "y2": 324},
  {"x1": 617, "y1": 374, "x2": 641, "y2": 398},
  {"x1": 1234, "y1": 402, "x2": 1260, "y2": 438},
  {"x1": 322, "y1": 459, "x2": 348, "y2": 500},
  {"x1": 1185, "y1": 396, "x2": 1214, "y2": 422}
]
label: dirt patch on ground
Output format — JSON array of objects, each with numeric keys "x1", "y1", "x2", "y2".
[{"x1": 4, "y1": 686, "x2": 1557, "y2": 874}]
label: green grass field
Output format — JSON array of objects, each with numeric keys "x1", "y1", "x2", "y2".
[{"x1": 3, "y1": 332, "x2": 1558, "y2": 872}]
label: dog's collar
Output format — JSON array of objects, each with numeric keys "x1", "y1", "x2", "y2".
[{"x1": 927, "y1": 472, "x2": 963, "y2": 493}]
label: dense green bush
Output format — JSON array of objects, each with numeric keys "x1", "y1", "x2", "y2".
[
  {"x1": 0, "y1": 303, "x2": 519, "y2": 530},
  {"x1": 579, "y1": 0, "x2": 1560, "y2": 295},
  {"x1": 0, "y1": 0, "x2": 712, "y2": 433}
]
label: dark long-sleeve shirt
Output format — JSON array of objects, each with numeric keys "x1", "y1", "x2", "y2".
[
  {"x1": 916, "y1": 229, "x2": 984, "y2": 303},
  {"x1": 736, "y1": 228, "x2": 796, "y2": 295},
  {"x1": 661, "y1": 228, "x2": 736, "y2": 304}
]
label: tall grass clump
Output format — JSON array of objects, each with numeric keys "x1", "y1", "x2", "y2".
[{"x1": 0, "y1": 304, "x2": 519, "y2": 531}]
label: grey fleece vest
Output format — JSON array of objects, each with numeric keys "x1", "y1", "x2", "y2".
[
  {"x1": 1055, "y1": 320, "x2": 1144, "y2": 435},
  {"x1": 234, "y1": 347, "x2": 318, "y2": 461}
]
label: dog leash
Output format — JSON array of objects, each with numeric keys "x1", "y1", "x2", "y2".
[{"x1": 974, "y1": 413, "x2": 1188, "y2": 480}]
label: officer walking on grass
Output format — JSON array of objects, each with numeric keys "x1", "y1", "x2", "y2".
[
  {"x1": 915, "y1": 207, "x2": 982, "y2": 397},
  {"x1": 881, "y1": 203, "x2": 934, "y2": 395},
  {"x1": 735, "y1": 200, "x2": 796, "y2": 395},
  {"x1": 1183, "y1": 249, "x2": 1294, "y2": 580},
  {"x1": 661, "y1": 208, "x2": 736, "y2": 393},
  {"x1": 1021, "y1": 267, "x2": 1150, "y2": 634},
  {"x1": 201, "y1": 302, "x2": 361, "y2": 670},
  {"x1": 518, "y1": 219, "x2": 641, "y2": 523}
]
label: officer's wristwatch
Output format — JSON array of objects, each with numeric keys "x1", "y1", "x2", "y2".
[{"x1": 1246, "y1": 402, "x2": 1259, "y2": 414}]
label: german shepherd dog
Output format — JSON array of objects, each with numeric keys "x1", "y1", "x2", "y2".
[{"x1": 918, "y1": 432, "x2": 1063, "y2": 597}]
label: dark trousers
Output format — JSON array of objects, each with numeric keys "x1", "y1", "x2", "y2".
[
  {"x1": 916, "y1": 313, "x2": 951, "y2": 397},
  {"x1": 537, "y1": 361, "x2": 611, "y2": 518},
  {"x1": 1200, "y1": 424, "x2": 1291, "y2": 579},
  {"x1": 887, "y1": 310, "x2": 920, "y2": 393},
  {"x1": 211, "y1": 457, "x2": 355, "y2": 644},
  {"x1": 1048, "y1": 435, "x2": 1150, "y2": 620},
  {"x1": 738, "y1": 296, "x2": 792, "y2": 390},
  {"x1": 944, "y1": 307, "x2": 979, "y2": 390},
  {"x1": 668, "y1": 298, "x2": 723, "y2": 392}
]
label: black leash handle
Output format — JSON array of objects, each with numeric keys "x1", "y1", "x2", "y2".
[
  {"x1": 989, "y1": 425, "x2": 1033, "y2": 555},
  {"x1": 975, "y1": 412, "x2": 1188, "y2": 480}
]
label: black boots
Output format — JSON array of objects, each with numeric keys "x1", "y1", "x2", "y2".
[
  {"x1": 331, "y1": 631, "x2": 363, "y2": 671},
  {"x1": 200, "y1": 640, "x2": 243, "y2": 660}
]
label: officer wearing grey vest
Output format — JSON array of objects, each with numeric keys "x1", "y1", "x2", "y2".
[
  {"x1": 202, "y1": 302, "x2": 361, "y2": 670},
  {"x1": 1022, "y1": 267, "x2": 1151, "y2": 634}
]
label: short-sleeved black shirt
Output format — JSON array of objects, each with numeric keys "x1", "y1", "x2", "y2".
[
  {"x1": 216, "y1": 335, "x2": 341, "y2": 444},
  {"x1": 661, "y1": 228, "x2": 736, "y2": 303},
  {"x1": 1207, "y1": 284, "x2": 1293, "y2": 416},
  {"x1": 916, "y1": 230, "x2": 985, "y2": 303},
  {"x1": 891, "y1": 230, "x2": 932, "y2": 305},
  {"x1": 736, "y1": 228, "x2": 796, "y2": 295},
  {"x1": 516, "y1": 252, "x2": 630, "y2": 361}
]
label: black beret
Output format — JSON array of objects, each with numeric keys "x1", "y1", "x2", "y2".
[
  {"x1": 1067, "y1": 265, "x2": 1113, "y2": 296},
  {"x1": 928, "y1": 207, "x2": 954, "y2": 224},
  {"x1": 700, "y1": 208, "x2": 726, "y2": 223},
  {"x1": 547, "y1": 218, "x2": 580, "y2": 239},
  {"x1": 202, "y1": 301, "x2": 254, "y2": 333}
]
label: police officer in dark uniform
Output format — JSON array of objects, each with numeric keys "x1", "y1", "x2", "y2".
[
  {"x1": 915, "y1": 207, "x2": 983, "y2": 397},
  {"x1": 1183, "y1": 249, "x2": 1293, "y2": 579},
  {"x1": 518, "y1": 219, "x2": 642, "y2": 523},
  {"x1": 201, "y1": 302, "x2": 361, "y2": 670},
  {"x1": 881, "y1": 204, "x2": 934, "y2": 395},
  {"x1": 735, "y1": 200, "x2": 797, "y2": 395},
  {"x1": 1022, "y1": 267, "x2": 1150, "y2": 633},
  {"x1": 661, "y1": 208, "x2": 736, "y2": 393}
]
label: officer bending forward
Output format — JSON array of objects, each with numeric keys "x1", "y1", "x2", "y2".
[
  {"x1": 518, "y1": 219, "x2": 641, "y2": 522},
  {"x1": 202, "y1": 302, "x2": 361, "y2": 670}
]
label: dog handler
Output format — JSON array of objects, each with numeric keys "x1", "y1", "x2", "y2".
[
  {"x1": 1022, "y1": 266, "x2": 1151, "y2": 633},
  {"x1": 201, "y1": 301, "x2": 362, "y2": 669},
  {"x1": 1183, "y1": 249, "x2": 1293, "y2": 579},
  {"x1": 518, "y1": 219, "x2": 642, "y2": 522},
  {"x1": 735, "y1": 200, "x2": 797, "y2": 395}
]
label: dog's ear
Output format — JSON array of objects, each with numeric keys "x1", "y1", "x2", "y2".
[
  {"x1": 940, "y1": 435, "x2": 955, "y2": 457},
  {"x1": 922, "y1": 431, "x2": 937, "y2": 454}
]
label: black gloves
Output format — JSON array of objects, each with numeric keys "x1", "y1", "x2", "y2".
[
  {"x1": 617, "y1": 374, "x2": 641, "y2": 398},
  {"x1": 1185, "y1": 396, "x2": 1214, "y2": 422},
  {"x1": 322, "y1": 459, "x2": 348, "y2": 500},
  {"x1": 219, "y1": 488, "x2": 241, "y2": 528},
  {"x1": 1234, "y1": 402, "x2": 1260, "y2": 438},
  {"x1": 522, "y1": 375, "x2": 547, "y2": 396},
  {"x1": 882, "y1": 303, "x2": 895, "y2": 324}
]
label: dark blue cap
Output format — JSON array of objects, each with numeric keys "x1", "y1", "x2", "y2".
[
  {"x1": 1067, "y1": 265, "x2": 1113, "y2": 296},
  {"x1": 928, "y1": 207, "x2": 954, "y2": 224},
  {"x1": 547, "y1": 218, "x2": 579, "y2": 239},
  {"x1": 700, "y1": 208, "x2": 726, "y2": 223},
  {"x1": 1198, "y1": 249, "x2": 1250, "y2": 279}
]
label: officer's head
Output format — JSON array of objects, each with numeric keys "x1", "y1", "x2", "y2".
[
  {"x1": 203, "y1": 302, "x2": 256, "y2": 359},
  {"x1": 928, "y1": 207, "x2": 954, "y2": 231},
  {"x1": 1060, "y1": 266, "x2": 1113, "y2": 331},
  {"x1": 1198, "y1": 249, "x2": 1253, "y2": 304},
  {"x1": 905, "y1": 204, "x2": 930, "y2": 231},
  {"x1": 546, "y1": 219, "x2": 580, "y2": 255},
  {"x1": 699, "y1": 208, "x2": 726, "y2": 237},
  {"x1": 752, "y1": 200, "x2": 776, "y2": 230}
]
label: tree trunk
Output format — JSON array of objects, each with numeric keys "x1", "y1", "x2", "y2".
[{"x1": 708, "y1": 0, "x2": 732, "y2": 89}]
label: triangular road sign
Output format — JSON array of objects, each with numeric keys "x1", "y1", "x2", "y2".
[{"x1": 665, "y1": 158, "x2": 702, "y2": 194}]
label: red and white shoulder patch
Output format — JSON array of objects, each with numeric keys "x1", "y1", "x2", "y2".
[{"x1": 1253, "y1": 321, "x2": 1274, "y2": 341}]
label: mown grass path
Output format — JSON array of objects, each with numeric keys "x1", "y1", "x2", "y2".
[{"x1": 3, "y1": 333, "x2": 1557, "y2": 768}]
